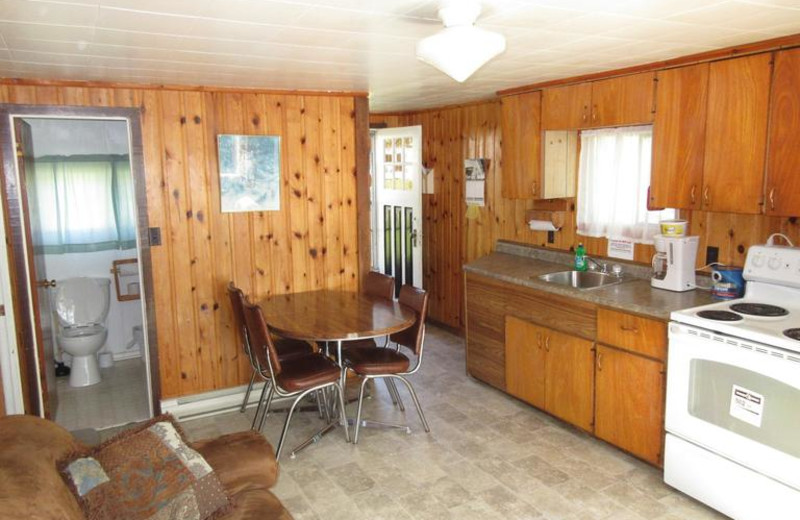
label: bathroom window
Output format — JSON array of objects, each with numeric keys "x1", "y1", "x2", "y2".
[
  {"x1": 576, "y1": 125, "x2": 675, "y2": 244},
  {"x1": 28, "y1": 155, "x2": 136, "y2": 253}
]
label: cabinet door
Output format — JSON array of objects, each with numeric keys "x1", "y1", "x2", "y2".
[
  {"x1": 505, "y1": 316, "x2": 546, "y2": 408},
  {"x1": 590, "y1": 72, "x2": 655, "y2": 127},
  {"x1": 465, "y1": 274, "x2": 507, "y2": 390},
  {"x1": 650, "y1": 63, "x2": 709, "y2": 210},
  {"x1": 766, "y1": 48, "x2": 800, "y2": 216},
  {"x1": 501, "y1": 91, "x2": 542, "y2": 199},
  {"x1": 544, "y1": 328, "x2": 595, "y2": 432},
  {"x1": 542, "y1": 130, "x2": 578, "y2": 199},
  {"x1": 542, "y1": 83, "x2": 592, "y2": 130},
  {"x1": 703, "y1": 53, "x2": 772, "y2": 214},
  {"x1": 595, "y1": 345, "x2": 665, "y2": 466}
]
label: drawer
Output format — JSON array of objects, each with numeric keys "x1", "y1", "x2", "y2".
[{"x1": 597, "y1": 308, "x2": 666, "y2": 360}]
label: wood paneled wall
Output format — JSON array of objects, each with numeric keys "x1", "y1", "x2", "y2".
[
  {"x1": 372, "y1": 103, "x2": 800, "y2": 330},
  {"x1": 1, "y1": 82, "x2": 363, "y2": 398}
]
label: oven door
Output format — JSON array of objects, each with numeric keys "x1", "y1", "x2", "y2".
[{"x1": 666, "y1": 322, "x2": 800, "y2": 491}]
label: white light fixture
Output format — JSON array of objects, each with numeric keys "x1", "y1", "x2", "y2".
[{"x1": 416, "y1": 1, "x2": 506, "y2": 83}]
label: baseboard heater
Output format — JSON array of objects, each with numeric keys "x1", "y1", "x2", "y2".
[{"x1": 160, "y1": 384, "x2": 294, "y2": 422}]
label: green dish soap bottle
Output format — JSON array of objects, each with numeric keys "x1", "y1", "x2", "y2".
[{"x1": 575, "y1": 242, "x2": 587, "y2": 271}]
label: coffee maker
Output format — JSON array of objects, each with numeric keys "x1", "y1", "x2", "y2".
[{"x1": 651, "y1": 235, "x2": 699, "y2": 292}]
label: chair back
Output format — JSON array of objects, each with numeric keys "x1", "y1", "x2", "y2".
[
  {"x1": 227, "y1": 282, "x2": 252, "y2": 358},
  {"x1": 389, "y1": 285, "x2": 429, "y2": 355},
  {"x1": 242, "y1": 301, "x2": 283, "y2": 377},
  {"x1": 364, "y1": 271, "x2": 394, "y2": 301}
]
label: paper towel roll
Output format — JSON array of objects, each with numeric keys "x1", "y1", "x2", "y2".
[{"x1": 528, "y1": 219, "x2": 559, "y2": 231}]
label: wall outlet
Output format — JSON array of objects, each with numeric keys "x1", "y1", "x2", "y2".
[
  {"x1": 547, "y1": 231, "x2": 555, "y2": 244},
  {"x1": 706, "y1": 246, "x2": 719, "y2": 266},
  {"x1": 149, "y1": 227, "x2": 162, "y2": 246}
]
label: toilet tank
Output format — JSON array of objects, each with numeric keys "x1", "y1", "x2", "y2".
[{"x1": 53, "y1": 277, "x2": 111, "y2": 327}]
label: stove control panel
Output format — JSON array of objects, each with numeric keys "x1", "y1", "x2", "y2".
[{"x1": 744, "y1": 245, "x2": 800, "y2": 288}]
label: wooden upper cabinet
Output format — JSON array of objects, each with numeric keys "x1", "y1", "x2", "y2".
[
  {"x1": 650, "y1": 63, "x2": 709, "y2": 210},
  {"x1": 501, "y1": 91, "x2": 542, "y2": 199},
  {"x1": 766, "y1": 48, "x2": 800, "y2": 216},
  {"x1": 590, "y1": 72, "x2": 656, "y2": 127},
  {"x1": 703, "y1": 53, "x2": 772, "y2": 214},
  {"x1": 542, "y1": 83, "x2": 592, "y2": 130}
]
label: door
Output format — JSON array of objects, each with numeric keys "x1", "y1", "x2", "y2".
[
  {"x1": 542, "y1": 83, "x2": 592, "y2": 129},
  {"x1": 589, "y1": 72, "x2": 655, "y2": 127},
  {"x1": 373, "y1": 126, "x2": 422, "y2": 295},
  {"x1": 13, "y1": 119, "x2": 58, "y2": 418},
  {"x1": 505, "y1": 316, "x2": 546, "y2": 409},
  {"x1": 595, "y1": 344, "x2": 665, "y2": 465},
  {"x1": 500, "y1": 91, "x2": 542, "y2": 199},
  {"x1": 765, "y1": 48, "x2": 800, "y2": 216},
  {"x1": 544, "y1": 327, "x2": 595, "y2": 432}
]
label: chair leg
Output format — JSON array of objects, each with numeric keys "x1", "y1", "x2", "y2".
[
  {"x1": 385, "y1": 379, "x2": 405, "y2": 411},
  {"x1": 353, "y1": 376, "x2": 371, "y2": 444},
  {"x1": 275, "y1": 391, "x2": 309, "y2": 461},
  {"x1": 315, "y1": 390, "x2": 325, "y2": 419},
  {"x1": 241, "y1": 369, "x2": 257, "y2": 413},
  {"x1": 335, "y1": 381, "x2": 351, "y2": 443},
  {"x1": 258, "y1": 384, "x2": 275, "y2": 432},
  {"x1": 393, "y1": 375, "x2": 430, "y2": 433},
  {"x1": 251, "y1": 381, "x2": 269, "y2": 430}
]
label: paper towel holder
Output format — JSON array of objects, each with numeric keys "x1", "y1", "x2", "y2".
[{"x1": 525, "y1": 209, "x2": 565, "y2": 230}]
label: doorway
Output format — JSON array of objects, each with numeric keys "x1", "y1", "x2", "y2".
[
  {"x1": 371, "y1": 126, "x2": 423, "y2": 294},
  {"x1": 0, "y1": 105, "x2": 159, "y2": 430}
]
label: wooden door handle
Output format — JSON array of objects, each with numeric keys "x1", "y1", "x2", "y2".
[
  {"x1": 690, "y1": 185, "x2": 696, "y2": 205},
  {"x1": 544, "y1": 336, "x2": 550, "y2": 352},
  {"x1": 37, "y1": 279, "x2": 56, "y2": 288},
  {"x1": 582, "y1": 105, "x2": 588, "y2": 122},
  {"x1": 703, "y1": 185, "x2": 710, "y2": 206},
  {"x1": 531, "y1": 180, "x2": 538, "y2": 197},
  {"x1": 536, "y1": 332, "x2": 542, "y2": 349},
  {"x1": 769, "y1": 188, "x2": 776, "y2": 211},
  {"x1": 620, "y1": 325, "x2": 639, "y2": 333},
  {"x1": 597, "y1": 352, "x2": 603, "y2": 371},
  {"x1": 592, "y1": 104, "x2": 598, "y2": 122}
]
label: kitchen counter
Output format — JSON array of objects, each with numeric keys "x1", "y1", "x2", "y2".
[{"x1": 464, "y1": 242, "x2": 716, "y2": 321}]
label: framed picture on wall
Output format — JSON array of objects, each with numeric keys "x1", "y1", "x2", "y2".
[{"x1": 218, "y1": 134, "x2": 281, "y2": 212}]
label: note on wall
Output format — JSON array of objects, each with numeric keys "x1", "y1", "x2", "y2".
[
  {"x1": 465, "y1": 158, "x2": 486, "y2": 207},
  {"x1": 608, "y1": 238, "x2": 634, "y2": 260}
]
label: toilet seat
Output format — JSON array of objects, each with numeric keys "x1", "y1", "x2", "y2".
[{"x1": 61, "y1": 324, "x2": 105, "y2": 339}]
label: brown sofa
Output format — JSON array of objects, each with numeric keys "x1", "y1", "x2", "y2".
[{"x1": 0, "y1": 414, "x2": 292, "y2": 519}]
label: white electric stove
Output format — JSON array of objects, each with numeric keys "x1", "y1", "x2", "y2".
[{"x1": 665, "y1": 244, "x2": 800, "y2": 520}]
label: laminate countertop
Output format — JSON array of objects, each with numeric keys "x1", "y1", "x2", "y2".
[{"x1": 464, "y1": 250, "x2": 716, "y2": 321}]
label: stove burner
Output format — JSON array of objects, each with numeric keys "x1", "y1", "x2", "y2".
[
  {"x1": 784, "y1": 328, "x2": 800, "y2": 341},
  {"x1": 697, "y1": 310, "x2": 744, "y2": 322},
  {"x1": 729, "y1": 303, "x2": 789, "y2": 317}
]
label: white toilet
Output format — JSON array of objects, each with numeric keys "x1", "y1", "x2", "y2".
[{"x1": 53, "y1": 277, "x2": 111, "y2": 387}]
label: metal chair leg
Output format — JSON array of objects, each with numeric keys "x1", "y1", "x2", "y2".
[
  {"x1": 241, "y1": 369, "x2": 257, "y2": 413},
  {"x1": 251, "y1": 381, "x2": 269, "y2": 430},
  {"x1": 353, "y1": 376, "x2": 371, "y2": 444},
  {"x1": 335, "y1": 382, "x2": 351, "y2": 443},
  {"x1": 275, "y1": 388, "x2": 314, "y2": 460},
  {"x1": 393, "y1": 375, "x2": 430, "y2": 432},
  {"x1": 385, "y1": 378, "x2": 405, "y2": 411},
  {"x1": 258, "y1": 384, "x2": 275, "y2": 432}
]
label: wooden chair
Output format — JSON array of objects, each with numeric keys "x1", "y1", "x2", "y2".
[
  {"x1": 242, "y1": 300, "x2": 350, "y2": 460},
  {"x1": 226, "y1": 282, "x2": 314, "y2": 427},
  {"x1": 341, "y1": 285, "x2": 431, "y2": 443}
]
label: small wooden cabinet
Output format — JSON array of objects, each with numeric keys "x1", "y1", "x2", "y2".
[
  {"x1": 542, "y1": 130, "x2": 577, "y2": 199},
  {"x1": 765, "y1": 48, "x2": 800, "y2": 216},
  {"x1": 542, "y1": 72, "x2": 655, "y2": 130},
  {"x1": 595, "y1": 308, "x2": 667, "y2": 466},
  {"x1": 505, "y1": 316, "x2": 595, "y2": 432},
  {"x1": 501, "y1": 91, "x2": 542, "y2": 199},
  {"x1": 650, "y1": 63, "x2": 709, "y2": 210},
  {"x1": 702, "y1": 53, "x2": 772, "y2": 214}
]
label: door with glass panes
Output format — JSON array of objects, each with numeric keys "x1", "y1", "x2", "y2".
[{"x1": 373, "y1": 126, "x2": 422, "y2": 295}]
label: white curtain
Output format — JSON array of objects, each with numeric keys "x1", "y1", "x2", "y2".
[
  {"x1": 576, "y1": 125, "x2": 674, "y2": 245},
  {"x1": 30, "y1": 156, "x2": 136, "y2": 253}
]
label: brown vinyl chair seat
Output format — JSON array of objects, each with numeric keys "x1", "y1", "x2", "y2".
[
  {"x1": 342, "y1": 347, "x2": 410, "y2": 375},
  {"x1": 274, "y1": 337, "x2": 315, "y2": 361},
  {"x1": 276, "y1": 355, "x2": 341, "y2": 393}
]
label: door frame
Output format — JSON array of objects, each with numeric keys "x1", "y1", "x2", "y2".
[{"x1": 0, "y1": 104, "x2": 161, "y2": 417}]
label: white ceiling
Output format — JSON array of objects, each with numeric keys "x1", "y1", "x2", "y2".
[{"x1": 1, "y1": 0, "x2": 799, "y2": 112}]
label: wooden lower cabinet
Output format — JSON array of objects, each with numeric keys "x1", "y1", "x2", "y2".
[
  {"x1": 505, "y1": 316, "x2": 594, "y2": 432},
  {"x1": 595, "y1": 344, "x2": 665, "y2": 466}
]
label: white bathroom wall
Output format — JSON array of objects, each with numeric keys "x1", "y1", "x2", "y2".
[{"x1": 45, "y1": 249, "x2": 144, "y2": 362}]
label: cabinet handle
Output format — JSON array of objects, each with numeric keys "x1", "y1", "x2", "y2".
[
  {"x1": 536, "y1": 332, "x2": 542, "y2": 349},
  {"x1": 690, "y1": 185, "x2": 696, "y2": 205},
  {"x1": 597, "y1": 352, "x2": 603, "y2": 371},
  {"x1": 620, "y1": 325, "x2": 639, "y2": 333},
  {"x1": 544, "y1": 336, "x2": 550, "y2": 352},
  {"x1": 582, "y1": 105, "x2": 588, "y2": 122},
  {"x1": 703, "y1": 185, "x2": 710, "y2": 206},
  {"x1": 531, "y1": 180, "x2": 538, "y2": 197},
  {"x1": 769, "y1": 188, "x2": 776, "y2": 211},
  {"x1": 592, "y1": 105, "x2": 597, "y2": 122}
]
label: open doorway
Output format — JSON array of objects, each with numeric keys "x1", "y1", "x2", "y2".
[
  {"x1": 371, "y1": 126, "x2": 423, "y2": 294},
  {"x1": 0, "y1": 105, "x2": 159, "y2": 431}
]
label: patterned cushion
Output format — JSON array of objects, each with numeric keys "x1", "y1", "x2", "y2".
[{"x1": 59, "y1": 415, "x2": 231, "y2": 520}]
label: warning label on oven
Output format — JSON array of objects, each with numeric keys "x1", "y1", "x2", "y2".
[{"x1": 729, "y1": 385, "x2": 764, "y2": 428}]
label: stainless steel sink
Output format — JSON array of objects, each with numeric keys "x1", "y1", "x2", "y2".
[{"x1": 536, "y1": 270, "x2": 625, "y2": 290}]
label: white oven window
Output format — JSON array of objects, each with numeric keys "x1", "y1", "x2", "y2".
[{"x1": 689, "y1": 359, "x2": 800, "y2": 457}]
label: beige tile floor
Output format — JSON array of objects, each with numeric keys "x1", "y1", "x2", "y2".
[
  {"x1": 180, "y1": 326, "x2": 729, "y2": 520},
  {"x1": 55, "y1": 358, "x2": 151, "y2": 431}
]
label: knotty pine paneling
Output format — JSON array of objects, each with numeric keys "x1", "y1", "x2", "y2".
[
  {"x1": 2, "y1": 82, "x2": 361, "y2": 398},
  {"x1": 372, "y1": 104, "x2": 800, "y2": 331}
]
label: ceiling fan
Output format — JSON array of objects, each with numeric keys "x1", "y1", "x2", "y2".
[{"x1": 415, "y1": 1, "x2": 506, "y2": 82}]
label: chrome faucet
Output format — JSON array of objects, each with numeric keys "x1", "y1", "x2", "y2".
[{"x1": 586, "y1": 256, "x2": 607, "y2": 273}]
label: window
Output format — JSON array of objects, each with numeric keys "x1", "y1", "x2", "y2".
[
  {"x1": 28, "y1": 155, "x2": 136, "y2": 254},
  {"x1": 576, "y1": 125, "x2": 675, "y2": 244}
]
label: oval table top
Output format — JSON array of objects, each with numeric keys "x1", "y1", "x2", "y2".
[{"x1": 258, "y1": 290, "x2": 416, "y2": 342}]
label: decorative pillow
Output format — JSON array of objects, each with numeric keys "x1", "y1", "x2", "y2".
[{"x1": 59, "y1": 415, "x2": 231, "y2": 520}]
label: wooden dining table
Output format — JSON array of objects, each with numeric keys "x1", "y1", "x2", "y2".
[{"x1": 257, "y1": 289, "x2": 417, "y2": 457}]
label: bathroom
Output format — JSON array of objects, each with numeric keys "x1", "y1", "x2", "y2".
[{"x1": 22, "y1": 117, "x2": 150, "y2": 431}]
